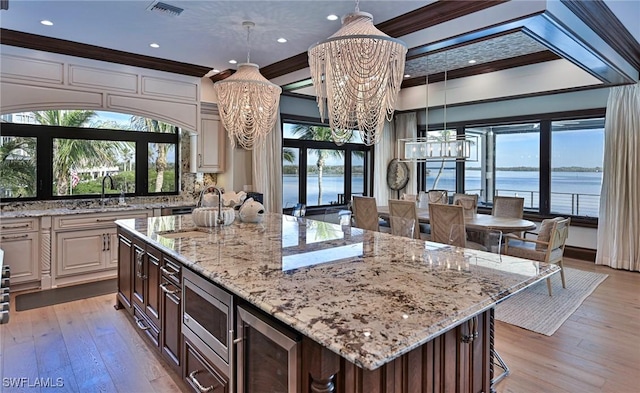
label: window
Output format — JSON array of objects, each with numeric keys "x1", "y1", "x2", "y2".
[
  {"x1": 0, "y1": 110, "x2": 178, "y2": 200},
  {"x1": 0, "y1": 136, "x2": 37, "y2": 198},
  {"x1": 493, "y1": 123, "x2": 540, "y2": 210},
  {"x1": 423, "y1": 129, "x2": 457, "y2": 194},
  {"x1": 550, "y1": 118, "x2": 604, "y2": 217},
  {"x1": 282, "y1": 120, "x2": 371, "y2": 209}
]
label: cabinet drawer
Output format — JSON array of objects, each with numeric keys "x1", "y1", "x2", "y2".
[
  {"x1": 133, "y1": 305, "x2": 159, "y2": 348},
  {"x1": 0, "y1": 217, "x2": 39, "y2": 233},
  {"x1": 184, "y1": 338, "x2": 228, "y2": 393},
  {"x1": 161, "y1": 255, "x2": 181, "y2": 286},
  {"x1": 53, "y1": 210, "x2": 150, "y2": 230}
]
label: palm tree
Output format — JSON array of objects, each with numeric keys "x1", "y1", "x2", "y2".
[
  {"x1": 0, "y1": 137, "x2": 36, "y2": 197},
  {"x1": 129, "y1": 117, "x2": 174, "y2": 192},
  {"x1": 291, "y1": 125, "x2": 360, "y2": 205},
  {"x1": 32, "y1": 110, "x2": 121, "y2": 195}
]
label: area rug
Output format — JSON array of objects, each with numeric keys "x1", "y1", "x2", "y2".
[
  {"x1": 15, "y1": 278, "x2": 117, "y2": 311},
  {"x1": 495, "y1": 267, "x2": 608, "y2": 336}
]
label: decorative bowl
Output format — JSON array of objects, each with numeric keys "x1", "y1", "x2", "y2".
[{"x1": 192, "y1": 207, "x2": 235, "y2": 227}]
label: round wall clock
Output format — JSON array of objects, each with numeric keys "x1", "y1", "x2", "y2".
[{"x1": 386, "y1": 158, "x2": 410, "y2": 190}]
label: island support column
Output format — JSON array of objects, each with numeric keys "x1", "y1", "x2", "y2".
[{"x1": 303, "y1": 336, "x2": 341, "y2": 393}]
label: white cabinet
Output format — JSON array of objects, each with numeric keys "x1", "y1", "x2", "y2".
[
  {"x1": 53, "y1": 210, "x2": 151, "y2": 284},
  {"x1": 0, "y1": 218, "x2": 40, "y2": 286},
  {"x1": 55, "y1": 228, "x2": 116, "y2": 277},
  {"x1": 196, "y1": 114, "x2": 225, "y2": 173}
]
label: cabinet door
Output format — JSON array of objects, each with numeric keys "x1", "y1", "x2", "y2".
[
  {"x1": 56, "y1": 229, "x2": 107, "y2": 277},
  {"x1": 117, "y1": 229, "x2": 133, "y2": 310},
  {"x1": 197, "y1": 115, "x2": 225, "y2": 173},
  {"x1": 132, "y1": 239, "x2": 146, "y2": 309},
  {"x1": 106, "y1": 230, "x2": 119, "y2": 269},
  {"x1": 160, "y1": 276, "x2": 181, "y2": 372},
  {"x1": 0, "y1": 231, "x2": 40, "y2": 284},
  {"x1": 145, "y1": 245, "x2": 161, "y2": 329}
]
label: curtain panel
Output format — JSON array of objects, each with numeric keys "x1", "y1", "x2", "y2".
[
  {"x1": 252, "y1": 113, "x2": 283, "y2": 213},
  {"x1": 595, "y1": 82, "x2": 640, "y2": 271}
]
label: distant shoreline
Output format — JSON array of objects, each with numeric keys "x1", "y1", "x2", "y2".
[{"x1": 465, "y1": 166, "x2": 602, "y2": 172}]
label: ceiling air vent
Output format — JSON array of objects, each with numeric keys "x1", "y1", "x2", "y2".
[{"x1": 147, "y1": 1, "x2": 184, "y2": 16}]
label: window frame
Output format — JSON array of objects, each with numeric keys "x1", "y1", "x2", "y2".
[
  {"x1": 0, "y1": 121, "x2": 179, "y2": 201},
  {"x1": 416, "y1": 108, "x2": 605, "y2": 226},
  {"x1": 281, "y1": 115, "x2": 373, "y2": 212}
]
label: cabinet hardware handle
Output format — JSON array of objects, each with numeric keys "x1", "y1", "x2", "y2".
[
  {"x1": 134, "y1": 317, "x2": 151, "y2": 331},
  {"x1": 198, "y1": 154, "x2": 202, "y2": 167},
  {"x1": 160, "y1": 266, "x2": 178, "y2": 276},
  {"x1": 188, "y1": 370, "x2": 215, "y2": 393},
  {"x1": 136, "y1": 271, "x2": 147, "y2": 280},
  {"x1": 160, "y1": 282, "x2": 180, "y2": 295},
  {"x1": 96, "y1": 218, "x2": 115, "y2": 222},
  {"x1": 461, "y1": 316, "x2": 479, "y2": 343},
  {"x1": 106, "y1": 235, "x2": 111, "y2": 251},
  {"x1": 135, "y1": 251, "x2": 147, "y2": 279},
  {"x1": 1, "y1": 234, "x2": 29, "y2": 240},
  {"x1": 102, "y1": 234, "x2": 106, "y2": 251},
  {"x1": 1, "y1": 224, "x2": 30, "y2": 229}
]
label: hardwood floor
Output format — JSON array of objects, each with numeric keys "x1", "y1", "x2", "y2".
[
  {"x1": 1, "y1": 258, "x2": 638, "y2": 392},
  {"x1": 0, "y1": 293, "x2": 188, "y2": 393},
  {"x1": 495, "y1": 258, "x2": 640, "y2": 393}
]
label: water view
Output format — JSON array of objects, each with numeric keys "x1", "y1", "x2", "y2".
[{"x1": 283, "y1": 170, "x2": 602, "y2": 217}]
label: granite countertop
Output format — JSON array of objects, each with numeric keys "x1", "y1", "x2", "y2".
[
  {"x1": 117, "y1": 213, "x2": 558, "y2": 371},
  {"x1": 0, "y1": 200, "x2": 196, "y2": 218}
]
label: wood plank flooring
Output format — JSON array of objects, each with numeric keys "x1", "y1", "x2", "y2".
[
  {"x1": 0, "y1": 292, "x2": 187, "y2": 393},
  {"x1": 1, "y1": 258, "x2": 638, "y2": 392},
  {"x1": 495, "y1": 258, "x2": 640, "y2": 393}
]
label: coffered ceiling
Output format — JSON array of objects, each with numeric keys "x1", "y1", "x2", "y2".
[{"x1": 1, "y1": 0, "x2": 639, "y2": 97}]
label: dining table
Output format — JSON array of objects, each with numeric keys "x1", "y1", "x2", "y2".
[{"x1": 377, "y1": 206, "x2": 537, "y2": 233}]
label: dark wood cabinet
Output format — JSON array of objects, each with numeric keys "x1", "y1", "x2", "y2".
[
  {"x1": 160, "y1": 255, "x2": 182, "y2": 373},
  {"x1": 116, "y1": 229, "x2": 133, "y2": 312},
  {"x1": 184, "y1": 337, "x2": 229, "y2": 393},
  {"x1": 131, "y1": 237, "x2": 161, "y2": 332}
]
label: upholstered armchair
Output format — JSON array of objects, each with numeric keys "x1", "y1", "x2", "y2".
[{"x1": 504, "y1": 217, "x2": 571, "y2": 296}]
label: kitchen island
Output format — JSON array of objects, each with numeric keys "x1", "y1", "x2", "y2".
[{"x1": 115, "y1": 213, "x2": 558, "y2": 393}]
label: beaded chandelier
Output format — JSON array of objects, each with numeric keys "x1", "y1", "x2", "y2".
[
  {"x1": 214, "y1": 22, "x2": 282, "y2": 150},
  {"x1": 308, "y1": 2, "x2": 407, "y2": 146}
]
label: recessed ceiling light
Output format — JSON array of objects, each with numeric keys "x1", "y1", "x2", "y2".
[
  {"x1": 212, "y1": 69, "x2": 220, "y2": 73},
  {"x1": 404, "y1": 74, "x2": 411, "y2": 78},
  {"x1": 468, "y1": 59, "x2": 477, "y2": 64},
  {"x1": 327, "y1": 14, "x2": 339, "y2": 21},
  {"x1": 229, "y1": 59, "x2": 237, "y2": 64},
  {"x1": 40, "y1": 20, "x2": 53, "y2": 26},
  {"x1": 277, "y1": 37, "x2": 287, "y2": 43},
  {"x1": 149, "y1": 43, "x2": 160, "y2": 48}
]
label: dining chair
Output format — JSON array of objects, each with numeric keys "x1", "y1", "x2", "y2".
[
  {"x1": 352, "y1": 196, "x2": 381, "y2": 232},
  {"x1": 453, "y1": 193, "x2": 478, "y2": 220},
  {"x1": 389, "y1": 216, "x2": 416, "y2": 239},
  {"x1": 428, "y1": 203, "x2": 486, "y2": 250},
  {"x1": 401, "y1": 193, "x2": 418, "y2": 202},
  {"x1": 388, "y1": 199, "x2": 423, "y2": 240},
  {"x1": 504, "y1": 217, "x2": 571, "y2": 296},
  {"x1": 426, "y1": 189, "x2": 448, "y2": 204},
  {"x1": 492, "y1": 196, "x2": 525, "y2": 219}
]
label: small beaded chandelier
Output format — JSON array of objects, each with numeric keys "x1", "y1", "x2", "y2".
[
  {"x1": 214, "y1": 21, "x2": 282, "y2": 150},
  {"x1": 308, "y1": 0, "x2": 407, "y2": 146}
]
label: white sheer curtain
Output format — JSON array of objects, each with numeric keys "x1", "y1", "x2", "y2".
[
  {"x1": 394, "y1": 112, "x2": 418, "y2": 194},
  {"x1": 252, "y1": 113, "x2": 283, "y2": 213},
  {"x1": 373, "y1": 120, "x2": 394, "y2": 203},
  {"x1": 596, "y1": 82, "x2": 640, "y2": 271}
]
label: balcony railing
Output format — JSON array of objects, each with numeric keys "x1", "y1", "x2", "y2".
[{"x1": 466, "y1": 189, "x2": 600, "y2": 217}]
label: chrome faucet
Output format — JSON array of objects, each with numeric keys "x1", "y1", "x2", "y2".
[
  {"x1": 197, "y1": 186, "x2": 224, "y2": 225},
  {"x1": 101, "y1": 174, "x2": 115, "y2": 207}
]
